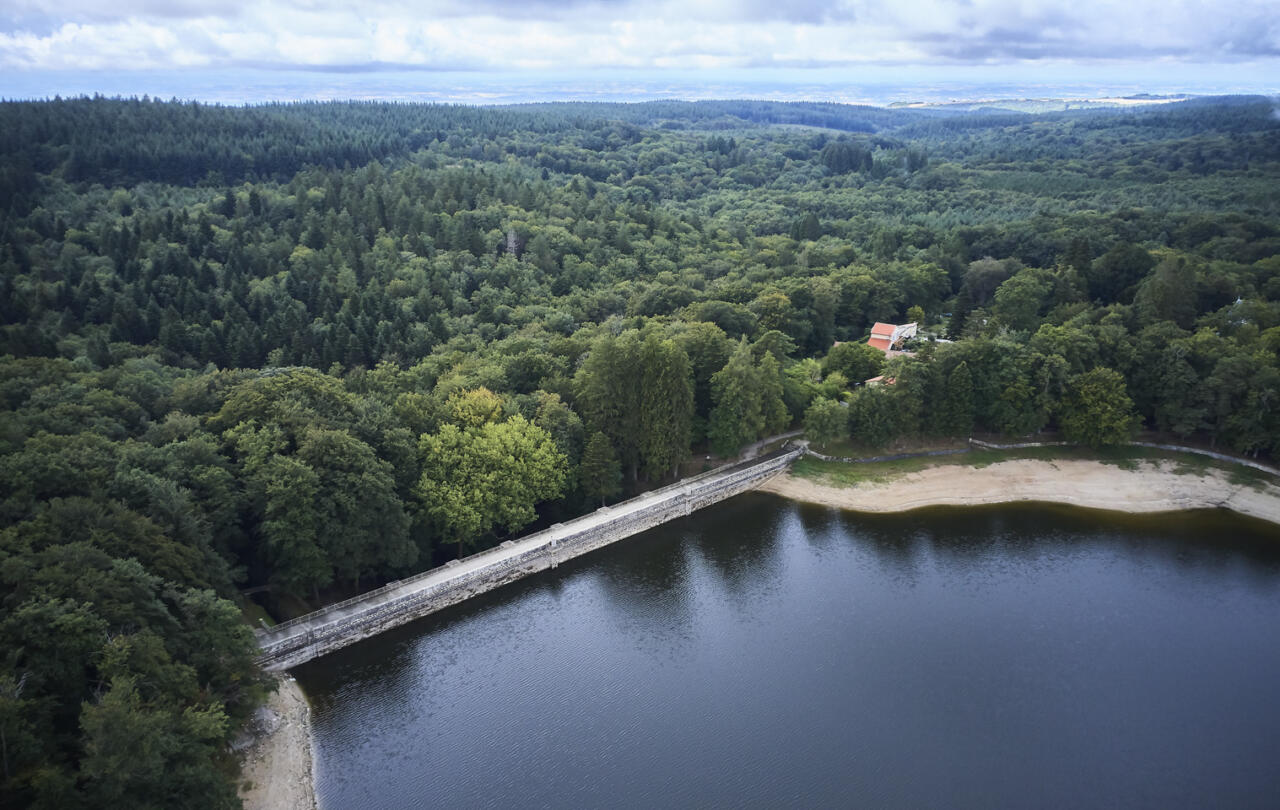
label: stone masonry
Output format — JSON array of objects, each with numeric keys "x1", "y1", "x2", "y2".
[{"x1": 256, "y1": 447, "x2": 802, "y2": 671}]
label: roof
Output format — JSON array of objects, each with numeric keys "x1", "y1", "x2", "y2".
[
  {"x1": 870, "y1": 322, "x2": 896, "y2": 337},
  {"x1": 867, "y1": 337, "x2": 892, "y2": 352}
]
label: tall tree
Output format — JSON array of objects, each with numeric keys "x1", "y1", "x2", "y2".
[
  {"x1": 295, "y1": 426, "x2": 415, "y2": 588},
  {"x1": 823, "y1": 341, "x2": 884, "y2": 385},
  {"x1": 1087, "y1": 244, "x2": 1155, "y2": 304},
  {"x1": 992, "y1": 269, "x2": 1051, "y2": 332},
  {"x1": 573, "y1": 331, "x2": 644, "y2": 480},
  {"x1": 803, "y1": 397, "x2": 848, "y2": 450},
  {"x1": 675, "y1": 321, "x2": 732, "y2": 429},
  {"x1": 708, "y1": 339, "x2": 766, "y2": 456},
  {"x1": 579, "y1": 432, "x2": 622, "y2": 507},
  {"x1": 937, "y1": 360, "x2": 974, "y2": 437},
  {"x1": 847, "y1": 385, "x2": 899, "y2": 448},
  {"x1": 1058, "y1": 367, "x2": 1139, "y2": 448},
  {"x1": 758, "y1": 351, "x2": 791, "y2": 435},
  {"x1": 1135, "y1": 257, "x2": 1197, "y2": 328},
  {"x1": 1152, "y1": 348, "x2": 1207, "y2": 436},
  {"x1": 416, "y1": 416, "x2": 566, "y2": 558},
  {"x1": 638, "y1": 335, "x2": 694, "y2": 480}
]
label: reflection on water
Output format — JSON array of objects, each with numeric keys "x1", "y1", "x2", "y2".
[{"x1": 295, "y1": 496, "x2": 1280, "y2": 810}]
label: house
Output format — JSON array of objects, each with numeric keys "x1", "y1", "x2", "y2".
[
  {"x1": 864, "y1": 375, "x2": 896, "y2": 387},
  {"x1": 867, "y1": 321, "x2": 917, "y2": 353}
]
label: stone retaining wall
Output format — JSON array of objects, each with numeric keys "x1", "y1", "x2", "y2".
[{"x1": 257, "y1": 447, "x2": 802, "y2": 671}]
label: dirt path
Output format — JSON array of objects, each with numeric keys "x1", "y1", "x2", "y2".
[
  {"x1": 238, "y1": 675, "x2": 317, "y2": 810},
  {"x1": 740, "y1": 429, "x2": 803, "y2": 460},
  {"x1": 759, "y1": 458, "x2": 1280, "y2": 526}
]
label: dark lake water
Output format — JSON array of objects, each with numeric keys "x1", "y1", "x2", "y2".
[{"x1": 294, "y1": 494, "x2": 1280, "y2": 809}]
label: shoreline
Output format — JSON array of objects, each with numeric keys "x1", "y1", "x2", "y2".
[
  {"x1": 238, "y1": 674, "x2": 318, "y2": 810},
  {"x1": 239, "y1": 457, "x2": 1277, "y2": 808},
  {"x1": 759, "y1": 457, "x2": 1280, "y2": 526}
]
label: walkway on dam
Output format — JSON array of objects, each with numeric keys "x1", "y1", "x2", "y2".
[{"x1": 256, "y1": 443, "x2": 802, "y2": 669}]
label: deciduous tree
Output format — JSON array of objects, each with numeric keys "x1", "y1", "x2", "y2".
[
  {"x1": 417, "y1": 416, "x2": 566, "y2": 557},
  {"x1": 1058, "y1": 367, "x2": 1139, "y2": 447},
  {"x1": 803, "y1": 397, "x2": 848, "y2": 450}
]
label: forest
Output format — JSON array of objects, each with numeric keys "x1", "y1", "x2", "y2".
[{"x1": 1, "y1": 94, "x2": 1278, "y2": 807}]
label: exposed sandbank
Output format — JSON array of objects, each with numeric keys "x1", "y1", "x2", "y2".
[
  {"x1": 759, "y1": 458, "x2": 1280, "y2": 526},
  {"x1": 238, "y1": 675, "x2": 317, "y2": 810}
]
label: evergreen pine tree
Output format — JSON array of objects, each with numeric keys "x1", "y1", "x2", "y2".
[
  {"x1": 639, "y1": 335, "x2": 694, "y2": 480},
  {"x1": 580, "y1": 433, "x2": 622, "y2": 506},
  {"x1": 939, "y1": 361, "x2": 974, "y2": 436}
]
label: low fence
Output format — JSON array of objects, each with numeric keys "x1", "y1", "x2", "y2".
[
  {"x1": 803, "y1": 446, "x2": 970, "y2": 464},
  {"x1": 802, "y1": 437, "x2": 1278, "y2": 480},
  {"x1": 968, "y1": 438, "x2": 1280, "y2": 477},
  {"x1": 256, "y1": 446, "x2": 802, "y2": 670}
]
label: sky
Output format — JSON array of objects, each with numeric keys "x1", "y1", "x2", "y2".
[{"x1": 1, "y1": 1, "x2": 1277, "y2": 103}]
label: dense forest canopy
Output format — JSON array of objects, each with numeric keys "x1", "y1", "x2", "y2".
[{"x1": 1, "y1": 95, "x2": 1278, "y2": 806}]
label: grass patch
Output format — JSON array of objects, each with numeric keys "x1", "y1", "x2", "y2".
[
  {"x1": 239, "y1": 599, "x2": 275, "y2": 628},
  {"x1": 790, "y1": 455, "x2": 943, "y2": 487},
  {"x1": 810, "y1": 436, "x2": 967, "y2": 458},
  {"x1": 1225, "y1": 463, "x2": 1276, "y2": 491},
  {"x1": 1096, "y1": 446, "x2": 1274, "y2": 489},
  {"x1": 967, "y1": 449, "x2": 1015, "y2": 468},
  {"x1": 790, "y1": 443, "x2": 1280, "y2": 491},
  {"x1": 1169, "y1": 454, "x2": 1212, "y2": 477}
]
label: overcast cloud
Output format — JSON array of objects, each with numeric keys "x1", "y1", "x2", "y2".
[{"x1": 1, "y1": 0, "x2": 1277, "y2": 72}]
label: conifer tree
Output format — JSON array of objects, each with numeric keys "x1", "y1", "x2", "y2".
[
  {"x1": 574, "y1": 331, "x2": 644, "y2": 480},
  {"x1": 639, "y1": 334, "x2": 694, "y2": 480},
  {"x1": 708, "y1": 339, "x2": 766, "y2": 456},
  {"x1": 580, "y1": 432, "x2": 622, "y2": 506},
  {"x1": 939, "y1": 360, "x2": 974, "y2": 436},
  {"x1": 758, "y1": 351, "x2": 791, "y2": 435}
]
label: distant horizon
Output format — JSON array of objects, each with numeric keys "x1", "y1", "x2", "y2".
[
  {"x1": 5, "y1": 0, "x2": 1277, "y2": 107},
  {"x1": 3, "y1": 64, "x2": 1276, "y2": 108}
]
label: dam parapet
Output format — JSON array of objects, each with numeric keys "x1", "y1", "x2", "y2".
[{"x1": 257, "y1": 446, "x2": 802, "y2": 670}]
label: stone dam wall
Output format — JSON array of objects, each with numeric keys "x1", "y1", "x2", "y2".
[{"x1": 256, "y1": 447, "x2": 802, "y2": 671}]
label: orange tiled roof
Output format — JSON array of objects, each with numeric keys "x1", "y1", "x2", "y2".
[
  {"x1": 868, "y1": 337, "x2": 892, "y2": 352},
  {"x1": 870, "y1": 322, "x2": 896, "y2": 336}
]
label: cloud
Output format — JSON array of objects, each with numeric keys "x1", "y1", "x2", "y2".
[{"x1": 1, "y1": 0, "x2": 1278, "y2": 72}]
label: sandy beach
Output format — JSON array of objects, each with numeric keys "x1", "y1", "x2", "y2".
[
  {"x1": 759, "y1": 458, "x2": 1280, "y2": 526},
  {"x1": 238, "y1": 675, "x2": 318, "y2": 810}
]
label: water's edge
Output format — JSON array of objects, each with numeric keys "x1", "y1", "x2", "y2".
[{"x1": 280, "y1": 460, "x2": 1278, "y2": 807}]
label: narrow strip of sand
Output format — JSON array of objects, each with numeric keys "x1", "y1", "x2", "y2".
[
  {"x1": 759, "y1": 458, "x2": 1280, "y2": 526},
  {"x1": 238, "y1": 675, "x2": 318, "y2": 810}
]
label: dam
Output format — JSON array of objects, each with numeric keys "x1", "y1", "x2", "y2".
[{"x1": 256, "y1": 445, "x2": 802, "y2": 670}]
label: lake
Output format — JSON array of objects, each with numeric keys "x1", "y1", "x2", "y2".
[{"x1": 294, "y1": 494, "x2": 1280, "y2": 809}]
